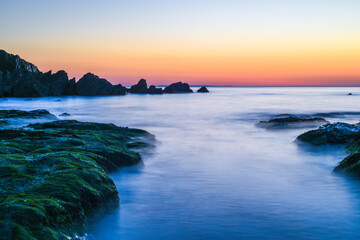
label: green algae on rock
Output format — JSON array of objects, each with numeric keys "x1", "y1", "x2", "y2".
[{"x1": 0, "y1": 116, "x2": 153, "y2": 239}]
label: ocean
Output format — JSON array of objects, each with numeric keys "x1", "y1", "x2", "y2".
[{"x1": 2, "y1": 87, "x2": 360, "y2": 239}]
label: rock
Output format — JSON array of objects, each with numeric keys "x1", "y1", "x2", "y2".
[
  {"x1": 348, "y1": 93, "x2": 353, "y2": 95},
  {"x1": 66, "y1": 78, "x2": 77, "y2": 95},
  {"x1": 76, "y1": 73, "x2": 125, "y2": 96},
  {"x1": 0, "y1": 109, "x2": 57, "y2": 119},
  {"x1": 41, "y1": 70, "x2": 69, "y2": 96},
  {"x1": 163, "y1": 82, "x2": 193, "y2": 93},
  {"x1": 130, "y1": 79, "x2": 148, "y2": 94},
  {"x1": 59, "y1": 112, "x2": 71, "y2": 116},
  {"x1": 0, "y1": 70, "x2": 3, "y2": 97},
  {"x1": 296, "y1": 122, "x2": 360, "y2": 145},
  {"x1": 197, "y1": 86, "x2": 209, "y2": 93},
  {"x1": 12, "y1": 72, "x2": 49, "y2": 97},
  {"x1": 257, "y1": 115, "x2": 329, "y2": 129},
  {"x1": 148, "y1": 85, "x2": 163, "y2": 94},
  {"x1": 0, "y1": 111, "x2": 153, "y2": 239},
  {"x1": 114, "y1": 83, "x2": 127, "y2": 95},
  {"x1": 0, "y1": 49, "x2": 40, "y2": 74}
]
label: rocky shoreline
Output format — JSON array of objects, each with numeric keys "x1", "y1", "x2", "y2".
[
  {"x1": 0, "y1": 50, "x2": 209, "y2": 97},
  {"x1": 258, "y1": 113, "x2": 360, "y2": 176},
  {"x1": 0, "y1": 109, "x2": 154, "y2": 239}
]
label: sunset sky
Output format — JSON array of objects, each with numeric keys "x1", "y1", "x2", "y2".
[{"x1": 1, "y1": 0, "x2": 359, "y2": 86}]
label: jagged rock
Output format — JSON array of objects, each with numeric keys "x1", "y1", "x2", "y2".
[
  {"x1": 41, "y1": 70, "x2": 69, "y2": 96},
  {"x1": 148, "y1": 85, "x2": 163, "y2": 94},
  {"x1": 296, "y1": 122, "x2": 360, "y2": 145},
  {"x1": 12, "y1": 72, "x2": 48, "y2": 97},
  {"x1": 66, "y1": 78, "x2": 77, "y2": 95},
  {"x1": 197, "y1": 86, "x2": 209, "y2": 93},
  {"x1": 257, "y1": 115, "x2": 329, "y2": 129},
  {"x1": 0, "y1": 50, "x2": 39, "y2": 74},
  {"x1": 164, "y1": 82, "x2": 193, "y2": 93},
  {"x1": 76, "y1": 73, "x2": 125, "y2": 96},
  {"x1": 130, "y1": 79, "x2": 148, "y2": 94}
]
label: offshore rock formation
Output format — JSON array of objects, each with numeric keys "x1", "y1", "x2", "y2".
[
  {"x1": 197, "y1": 86, "x2": 209, "y2": 93},
  {"x1": 257, "y1": 115, "x2": 329, "y2": 129},
  {"x1": 0, "y1": 50, "x2": 208, "y2": 97},
  {"x1": 163, "y1": 82, "x2": 193, "y2": 93},
  {"x1": 0, "y1": 109, "x2": 153, "y2": 239},
  {"x1": 130, "y1": 79, "x2": 149, "y2": 94},
  {"x1": 76, "y1": 73, "x2": 126, "y2": 96}
]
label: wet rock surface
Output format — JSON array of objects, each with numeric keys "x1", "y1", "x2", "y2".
[
  {"x1": 0, "y1": 110, "x2": 153, "y2": 239},
  {"x1": 257, "y1": 114, "x2": 329, "y2": 129}
]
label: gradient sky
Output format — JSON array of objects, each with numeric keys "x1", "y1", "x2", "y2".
[{"x1": 0, "y1": 0, "x2": 359, "y2": 86}]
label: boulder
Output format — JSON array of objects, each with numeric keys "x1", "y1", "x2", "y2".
[
  {"x1": 163, "y1": 82, "x2": 193, "y2": 93},
  {"x1": 130, "y1": 79, "x2": 148, "y2": 94},
  {"x1": 59, "y1": 112, "x2": 71, "y2": 116},
  {"x1": 148, "y1": 85, "x2": 163, "y2": 94},
  {"x1": 197, "y1": 86, "x2": 209, "y2": 93},
  {"x1": 296, "y1": 122, "x2": 360, "y2": 145},
  {"x1": 76, "y1": 73, "x2": 125, "y2": 96}
]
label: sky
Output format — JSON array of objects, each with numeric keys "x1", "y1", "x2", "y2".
[{"x1": 0, "y1": 0, "x2": 359, "y2": 86}]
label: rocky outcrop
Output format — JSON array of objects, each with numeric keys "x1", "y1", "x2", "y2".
[
  {"x1": 164, "y1": 82, "x2": 193, "y2": 93},
  {"x1": 0, "y1": 110, "x2": 153, "y2": 239},
  {"x1": 66, "y1": 78, "x2": 77, "y2": 95},
  {"x1": 130, "y1": 79, "x2": 148, "y2": 94},
  {"x1": 41, "y1": 70, "x2": 69, "y2": 96},
  {"x1": 296, "y1": 122, "x2": 360, "y2": 145},
  {"x1": 76, "y1": 73, "x2": 126, "y2": 96},
  {"x1": 197, "y1": 86, "x2": 209, "y2": 93},
  {"x1": 149, "y1": 85, "x2": 163, "y2": 94},
  {"x1": 257, "y1": 115, "x2": 329, "y2": 129}
]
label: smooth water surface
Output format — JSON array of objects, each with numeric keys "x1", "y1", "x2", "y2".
[{"x1": 2, "y1": 87, "x2": 360, "y2": 239}]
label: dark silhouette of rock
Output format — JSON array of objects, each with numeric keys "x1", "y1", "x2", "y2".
[
  {"x1": 76, "y1": 73, "x2": 125, "y2": 96},
  {"x1": 130, "y1": 79, "x2": 148, "y2": 94},
  {"x1": 163, "y1": 82, "x2": 193, "y2": 93},
  {"x1": 12, "y1": 72, "x2": 48, "y2": 97},
  {"x1": 41, "y1": 70, "x2": 69, "y2": 96},
  {"x1": 0, "y1": 70, "x2": 3, "y2": 97},
  {"x1": 114, "y1": 84, "x2": 127, "y2": 95},
  {"x1": 149, "y1": 85, "x2": 163, "y2": 94},
  {"x1": 197, "y1": 86, "x2": 209, "y2": 93},
  {"x1": 348, "y1": 93, "x2": 353, "y2": 95},
  {"x1": 66, "y1": 78, "x2": 77, "y2": 95},
  {"x1": 59, "y1": 112, "x2": 71, "y2": 116}
]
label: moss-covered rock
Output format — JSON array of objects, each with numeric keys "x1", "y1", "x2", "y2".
[
  {"x1": 0, "y1": 116, "x2": 153, "y2": 239},
  {"x1": 296, "y1": 122, "x2": 360, "y2": 145}
]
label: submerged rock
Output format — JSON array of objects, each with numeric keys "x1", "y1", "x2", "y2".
[
  {"x1": 0, "y1": 112, "x2": 153, "y2": 239},
  {"x1": 257, "y1": 115, "x2": 329, "y2": 129},
  {"x1": 296, "y1": 122, "x2": 360, "y2": 145},
  {"x1": 163, "y1": 82, "x2": 193, "y2": 93},
  {"x1": 130, "y1": 79, "x2": 148, "y2": 94},
  {"x1": 59, "y1": 112, "x2": 71, "y2": 116},
  {"x1": 197, "y1": 86, "x2": 209, "y2": 93}
]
